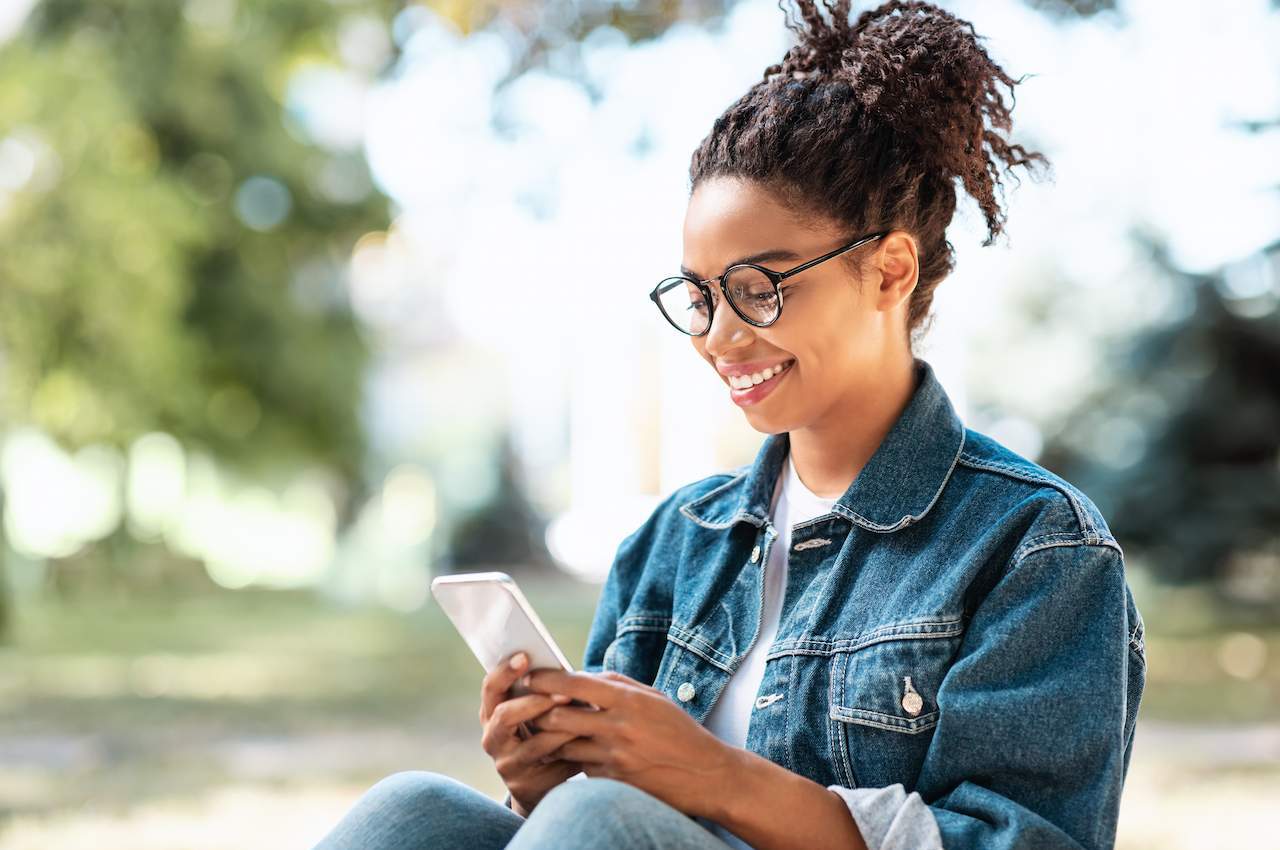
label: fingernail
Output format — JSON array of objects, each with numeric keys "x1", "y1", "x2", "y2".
[
  {"x1": 553, "y1": 694, "x2": 571, "y2": 703},
  {"x1": 522, "y1": 674, "x2": 532, "y2": 687},
  {"x1": 510, "y1": 653, "x2": 526, "y2": 670}
]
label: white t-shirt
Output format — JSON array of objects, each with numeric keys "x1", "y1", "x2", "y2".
[{"x1": 694, "y1": 449, "x2": 838, "y2": 849}]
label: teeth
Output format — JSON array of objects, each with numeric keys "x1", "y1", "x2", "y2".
[{"x1": 729, "y1": 360, "x2": 792, "y2": 390}]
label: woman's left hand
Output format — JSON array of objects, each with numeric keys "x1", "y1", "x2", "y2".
[{"x1": 518, "y1": 667, "x2": 741, "y2": 820}]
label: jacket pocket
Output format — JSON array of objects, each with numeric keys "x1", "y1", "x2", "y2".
[
  {"x1": 828, "y1": 616, "x2": 964, "y2": 790},
  {"x1": 602, "y1": 610, "x2": 672, "y2": 686}
]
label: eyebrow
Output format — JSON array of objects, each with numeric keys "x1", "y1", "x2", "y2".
[{"x1": 680, "y1": 248, "x2": 802, "y2": 281}]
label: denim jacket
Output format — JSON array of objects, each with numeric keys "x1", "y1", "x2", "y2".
[{"x1": 577, "y1": 357, "x2": 1146, "y2": 850}]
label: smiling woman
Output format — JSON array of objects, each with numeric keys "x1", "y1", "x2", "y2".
[{"x1": 310, "y1": 2, "x2": 1143, "y2": 850}]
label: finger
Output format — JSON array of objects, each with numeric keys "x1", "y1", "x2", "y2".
[
  {"x1": 484, "y1": 694, "x2": 569, "y2": 753},
  {"x1": 600, "y1": 670, "x2": 666, "y2": 698},
  {"x1": 519, "y1": 669, "x2": 627, "y2": 710},
  {"x1": 496, "y1": 693, "x2": 574, "y2": 731},
  {"x1": 535, "y1": 703, "x2": 614, "y2": 739},
  {"x1": 549, "y1": 737, "x2": 611, "y2": 766},
  {"x1": 514, "y1": 729, "x2": 580, "y2": 765},
  {"x1": 481, "y1": 651, "x2": 531, "y2": 723}
]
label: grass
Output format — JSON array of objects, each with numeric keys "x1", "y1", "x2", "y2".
[{"x1": 0, "y1": 568, "x2": 1277, "y2": 850}]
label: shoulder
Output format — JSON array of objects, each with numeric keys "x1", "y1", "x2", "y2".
[{"x1": 953, "y1": 427, "x2": 1120, "y2": 559}]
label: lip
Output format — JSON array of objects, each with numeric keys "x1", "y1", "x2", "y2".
[
  {"x1": 728, "y1": 359, "x2": 793, "y2": 407},
  {"x1": 716, "y1": 357, "x2": 795, "y2": 378}
]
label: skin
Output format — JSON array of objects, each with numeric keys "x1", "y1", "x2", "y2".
[
  {"x1": 684, "y1": 175, "x2": 922, "y2": 500},
  {"x1": 479, "y1": 650, "x2": 584, "y2": 817},
  {"x1": 503, "y1": 176, "x2": 923, "y2": 848}
]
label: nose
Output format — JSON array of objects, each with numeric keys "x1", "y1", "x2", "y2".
[{"x1": 703, "y1": 285, "x2": 753, "y2": 352}]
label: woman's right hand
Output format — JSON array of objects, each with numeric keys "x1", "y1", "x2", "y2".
[{"x1": 480, "y1": 651, "x2": 585, "y2": 816}]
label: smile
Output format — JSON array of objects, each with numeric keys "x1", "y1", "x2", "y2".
[
  {"x1": 728, "y1": 359, "x2": 794, "y2": 407},
  {"x1": 726, "y1": 359, "x2": 794, "y2": 389}
]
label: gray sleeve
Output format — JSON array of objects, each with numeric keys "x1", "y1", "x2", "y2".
[{"x1": 826, "y1": 783, "x2": 944, "y2": 850}]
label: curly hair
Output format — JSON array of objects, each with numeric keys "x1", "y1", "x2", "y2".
[{"x1": 688, "y1": 0, "x2": 1053, "y2": 344}]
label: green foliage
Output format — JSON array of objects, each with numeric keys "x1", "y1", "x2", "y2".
[
  {"x1": 0, "y1": 0, "x2": 393, "y2": 485},
  {"x1": 1039, "y1": 234, "x2": 1280, "y2": 597}
]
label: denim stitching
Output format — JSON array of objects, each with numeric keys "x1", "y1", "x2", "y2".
[
  {"x1": 828, "y1": 651, "x2": 857, "y2": 788},
  {"x1": 759, "y1": 616, "x2": 966, "y2": 658},
  {"x1": 1014, "y1": 538, "x2": 1124, "y2": 564},
  {"x1": 831, "y1": 426, "x2": 965, "y2": 533},
  {"x1": 789, "y1": 514, "x2": 843, "y2": 533},
  {"x1": 666, "y1": 628, "x2": 735, "y2": 670},
  {"x1": 680, "y1": 420, "x2": 964, "y2": 533},
  {"x1": 676, "y1": 471, "x2": 749, "y2": 527},
  {"x1": 956, "y1": 452, "x2": 1102, "y2": 543},
  {"x1": 830, "y1": 707, "x2": 941, "y2": 734}
]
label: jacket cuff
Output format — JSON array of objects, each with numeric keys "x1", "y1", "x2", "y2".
[{"x1": 826, "y1": 783, "x2": 943, "y2": 850}]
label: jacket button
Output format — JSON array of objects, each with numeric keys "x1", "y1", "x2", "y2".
[
  {"x1": 901, "y1": 675, "x2": 923, "y2": 716},
  {"x1": 677, "y1": 681, "x2": 696, "y2": 702},
  {"x1": 750, "y1": 545, "x2": 761, "y2": 564}
]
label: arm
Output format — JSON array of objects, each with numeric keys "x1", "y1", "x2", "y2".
[
  {"x1": 710, "y1": 747, "x2": 871, "y2": 850},
  {"x1": 716, "y1": 542, "x2": 1141, "y2": 850},
  {"x1": 857, "y1": 541, "x2": 1141, "y2": 850}
]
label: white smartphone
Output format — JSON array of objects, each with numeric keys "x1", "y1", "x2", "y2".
[{"x1": 430, "y1": 570, "x2": 596, "y2": 738}]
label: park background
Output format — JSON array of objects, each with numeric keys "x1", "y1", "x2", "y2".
[{"x1": 1, "y1": 0, "x2": 1278, "y2": 847}]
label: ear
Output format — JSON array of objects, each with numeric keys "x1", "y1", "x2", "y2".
[{"x1": 874, "y1": 230, "x2": 920, "y2": 311}]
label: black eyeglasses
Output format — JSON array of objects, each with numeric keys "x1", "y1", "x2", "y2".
[{"x1": 649, "y1": 231, "x2": 889, "y2": 336}]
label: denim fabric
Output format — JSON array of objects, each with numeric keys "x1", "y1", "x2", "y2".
[
  {"x1": 580, "y1": 356, "x2": 1146, "y2": 850},
  {"x1": 312, "y1": 770, "x2": 740, "y2": 850}
]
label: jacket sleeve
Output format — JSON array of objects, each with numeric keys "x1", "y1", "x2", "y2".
[
  {"x1": 580, "y1": 496, "x2": 671, "y2": 674},
  {"x1": 829, "y1": 541, "x2": 1142, "y2": 850}
]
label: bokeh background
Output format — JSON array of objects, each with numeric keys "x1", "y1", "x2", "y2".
[{"x1": 1, "y1": 0, "x2": 1278, "y2": 847}]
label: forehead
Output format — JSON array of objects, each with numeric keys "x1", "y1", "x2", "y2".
[{"x1": 681, "y1": 177, "x2": 811, "y2": 277}]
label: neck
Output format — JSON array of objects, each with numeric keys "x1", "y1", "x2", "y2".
[{"x1": 786, "y1": 353, "x2": 919, "y2": 500}]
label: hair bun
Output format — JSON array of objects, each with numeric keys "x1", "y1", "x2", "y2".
[
  {"x1": 690, "y1": 0, "x2": 1052, "y2": 344},
  {"x1": 764, "y1": 0, "x2": 1051, "y2": 229}
]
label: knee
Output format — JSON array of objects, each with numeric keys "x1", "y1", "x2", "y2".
[
  {"x1": 532, "y1": 776, "x2": 652, "y2": 824},
  {"x1": 357, "y1": 770, "x2": 465, "y2": 816},
  {"x1": 313, "y1": 771, "x2": 476, "y2": 850}
]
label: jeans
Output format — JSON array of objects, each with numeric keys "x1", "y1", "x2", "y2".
[{"x1": 311, "y1": 771, "x2": 742, "y2": 850}]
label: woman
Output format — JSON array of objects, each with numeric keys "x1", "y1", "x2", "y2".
[{"x1": 312, "y1": 1, "x2": 1146, "y2": 848}]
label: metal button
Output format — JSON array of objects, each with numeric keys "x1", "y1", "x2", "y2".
[
  {"x1": 676, "y1": 681, "x2": 696, "y2": 702},
  {"x1": 901, "y1": 676, "x2": 923, "y2": 716},
  {"x1": 750, "y1": 545, "x2": 761, "y2": 564}
]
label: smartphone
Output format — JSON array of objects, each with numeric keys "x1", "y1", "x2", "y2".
[{"x1": 430, "y1": 570, "x2": 597, "y2": 738}]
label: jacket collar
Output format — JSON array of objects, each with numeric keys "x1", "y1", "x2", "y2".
[{"x1": 678, "y1": 357, "x2": 966, "y2": 534}]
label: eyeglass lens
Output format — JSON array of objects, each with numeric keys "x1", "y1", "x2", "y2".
[{"x1": 654, "y1": 267, "x2": 778, "y2": 335}]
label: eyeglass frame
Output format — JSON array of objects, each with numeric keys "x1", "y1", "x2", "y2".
[{"x1": 649, "y1": 230, "x2": 891, "y2": 336}]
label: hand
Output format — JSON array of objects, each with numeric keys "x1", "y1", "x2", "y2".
[
  {"x1": 479, "y1": 651, "x2": 588, "y2": 815},
  {"x1": 517, "y1": 667, "x2": 740, "y2": 820}
]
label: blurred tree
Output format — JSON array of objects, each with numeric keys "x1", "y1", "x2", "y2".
[
  {"x1": 0, "y1": 0, "x2": 1181, "y2": 641},
  {"x1": 442, "y1": 427, "x2": 555, "y2": 575},
  {"x1": 0, "y1": 0, "x2": 398, "y2": 638},
  {"x1": 1039, "y1": 233, "x2": 1280, "y2": 602}
]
